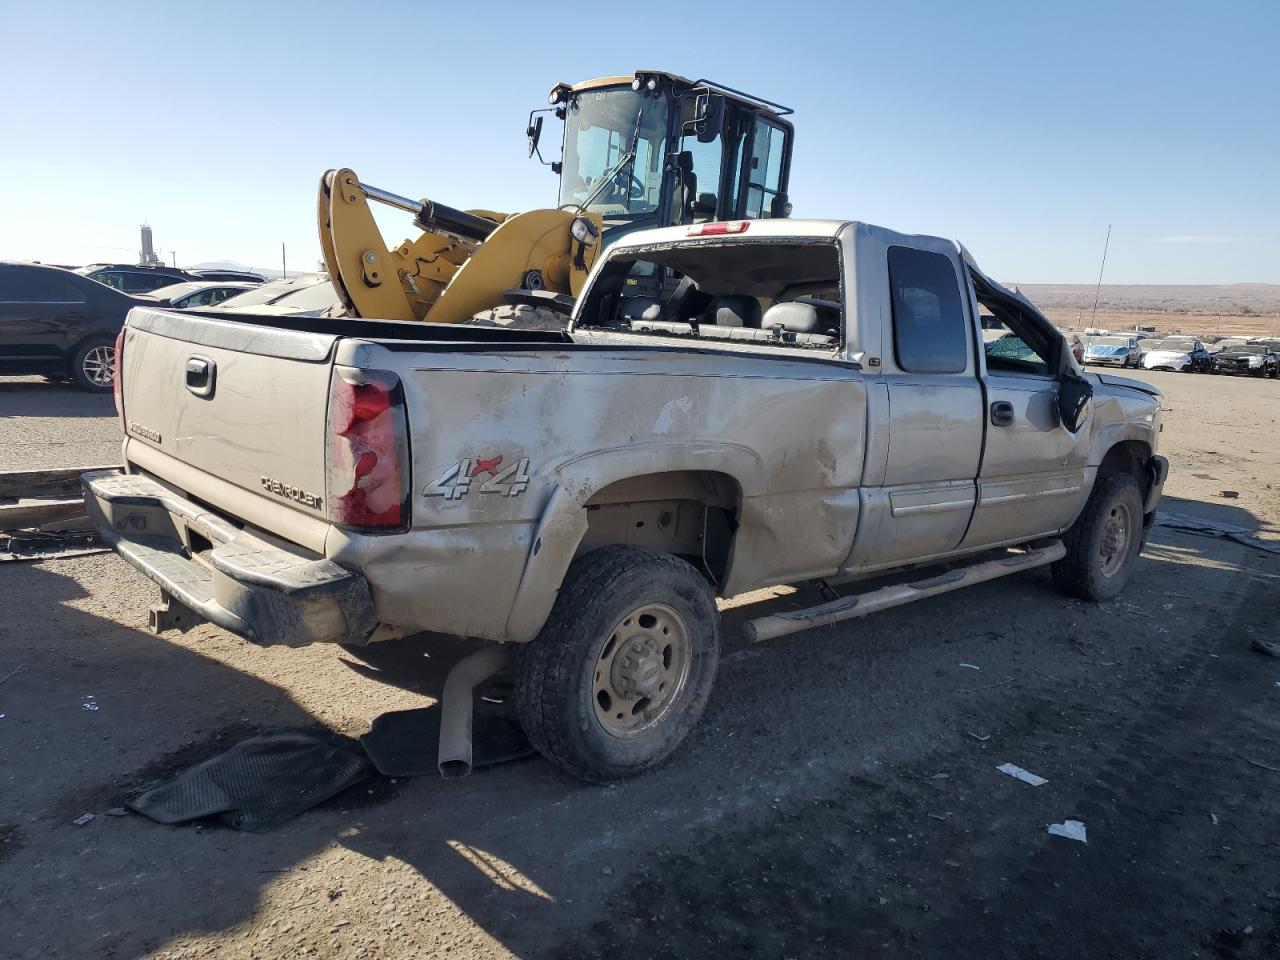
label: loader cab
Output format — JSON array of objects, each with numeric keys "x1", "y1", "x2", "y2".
[{"x1": 533, "y1": 72, "x2": 794, "y2": 242}]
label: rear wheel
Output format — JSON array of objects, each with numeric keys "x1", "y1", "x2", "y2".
[
  {"x1": 1052, "y1": 470, "x2": 1145, "y2": 601},
  {"x1": 515, "y1": 546, "x2": 720, "y2": 783},
  {"x1": 69, "y1": 336, "x2": 116, "y2": 393},
  {"x1": 470, "y1": 304, "x2": 568, "y2": 332}
]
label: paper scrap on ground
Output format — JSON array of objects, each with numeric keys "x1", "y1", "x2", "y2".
[
  {"x1": 1047, "y1": 819, "x2": 1087, "y2": 843},
  {"x1": 997, "y1": 762, "x2": 1048, "y2": 786},
  {"x1": 958, "y1": 663, "x2": 981, "y2": 671}
]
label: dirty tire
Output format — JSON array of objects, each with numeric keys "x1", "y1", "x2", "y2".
[
  {"x1": 69, "y1": 335, "x2": 116, "y2": 393},
  {"x1": 1052, "y1": 469, "x2": 1145, "y2": 601},
  {"x1": 515, "y1": 546, "x2": 720, "y2": 783},
  {"x1": 470, "y1": 304, "x2": 568, "y2": 332}
]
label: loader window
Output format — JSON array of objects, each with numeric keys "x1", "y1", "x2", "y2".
[
  {"x1": 560, "y1": 89, "x2": 669, "y2": 217},
  {"x1": 745, "y1": 121, "x2": 787, "y2": 218}
]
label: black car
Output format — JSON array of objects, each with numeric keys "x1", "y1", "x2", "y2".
[
  {"x1": 76, "y1": 263, "x2": 195, "y2": 294},
  {"x1": 0, "y1": 262, "x2": 138, "y2": 391},
  {"x1": 1211, "y1": 343, "x2": 1279, "y2": 378}
]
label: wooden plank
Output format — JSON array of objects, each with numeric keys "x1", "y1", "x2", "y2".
[{"x1": 0, "y1": 466, "x2": 120, "y2": 499}]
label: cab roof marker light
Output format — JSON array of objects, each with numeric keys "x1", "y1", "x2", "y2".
[{"x1": 687, "y1": 221, "x2": 750, "y2": 237}]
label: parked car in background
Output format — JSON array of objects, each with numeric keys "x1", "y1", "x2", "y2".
[
  {"x1": 1084, "y1": 335, "x2": 1140, "y2": 368},
  {"x1": 188, "y1": 268, "x2": 267, "y2": 283},
  {"x1": 210, "y1": 274, "x2": 339, "y2": 316},
  {"x1": 1141, "y1": 336, "x2": 1211, "y2": 373},
  {"x1": 0, "y1": 261, "x2": 138, "y2": 391},
  {"x1": 143, "y1": 281, "x2": 254, "y2": 309},
  {"x1": 1211, "y1": 343, "x2": 1279, "y2": 378},
  {"x1": 77, "y1": 263, "x2": 194, "y2": 294}
]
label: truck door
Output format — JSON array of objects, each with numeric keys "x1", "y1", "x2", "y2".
[
  {"x1": 862, "y1": 244, "x2": 984, "y2": 567},
  {"x1": 962, "y1": 282, "x2": 1092, "y2": 547}
]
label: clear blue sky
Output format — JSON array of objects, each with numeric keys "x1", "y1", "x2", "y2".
[{"x1": 1, "y1": 0, "x2": 1276, "y2": 283}]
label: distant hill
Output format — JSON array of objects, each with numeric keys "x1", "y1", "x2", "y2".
[{"x1": 1011, "y1": 283, "x2": 1280, "y2": 316}]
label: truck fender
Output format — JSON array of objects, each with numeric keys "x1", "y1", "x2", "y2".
[{"x1": 503, "y1": 441, "x2": 761, "y2": 642}]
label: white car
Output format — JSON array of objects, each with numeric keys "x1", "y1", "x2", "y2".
[{"x1": 1141, "y1": 337, "x2": 1210, "y2": 373}]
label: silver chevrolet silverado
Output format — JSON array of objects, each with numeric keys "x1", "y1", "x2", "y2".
[{"x1": 85, "y1": 218, "x2": 1167, "y2": 782}]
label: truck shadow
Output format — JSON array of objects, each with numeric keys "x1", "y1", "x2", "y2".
[
  {"x1": 5, "y1": 518, "x2": 1277, "y2": 959},
  {"x1": 0, "y1": 377, "x2": 118, "y2": 420}
]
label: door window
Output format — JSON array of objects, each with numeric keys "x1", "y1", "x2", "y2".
[
  {"x1": 887, "y1": 247, "x2": 969, "y2": 374},
  {"x1": 0, "y1": 270, "x2": 84, "y2": 303}
]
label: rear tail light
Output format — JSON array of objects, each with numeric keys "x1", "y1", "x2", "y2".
[
  {"x1": 112, "y1": 328, "x2": 125, "y2": 419},
  {"x1": 325, "y1": 368, "x2": 410, "y2": 531}
]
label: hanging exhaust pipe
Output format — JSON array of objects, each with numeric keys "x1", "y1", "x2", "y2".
[{"x1": 437, "y1": 643, "x2": 513, "y2": 779}]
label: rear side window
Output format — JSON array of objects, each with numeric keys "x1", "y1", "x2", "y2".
[
  {"x1": 124, "y1": 273, "x2": 177, "y2": 293},
  {"x1": 888, "y1": 246, "x2": 969, "y2": 374},
  {"x1": 0, "y1": 269, "x2": 84, "y2": 303}
]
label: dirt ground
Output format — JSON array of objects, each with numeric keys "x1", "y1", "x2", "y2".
[{"x1": 2, "y1": 368, "x2": 1280, "y2": 960}]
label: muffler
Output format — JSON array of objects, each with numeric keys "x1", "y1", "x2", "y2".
[{"x1": 437, "y1": 644, "x2": 513, "y2": 779}]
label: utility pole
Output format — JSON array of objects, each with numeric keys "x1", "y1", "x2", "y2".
[
  {"x1": 1090, "y1": 224, "x2": 1112, "y2": 329},
  {"x1": 281, "y1": 242, "x2": 287, "y2": 279}
]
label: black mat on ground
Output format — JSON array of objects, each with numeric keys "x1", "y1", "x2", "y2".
[
  {"x1": 128, "y1": 732, "x2": 370, "y2": 832},
  {"x1": 360, "y1": 701, "x2": 534, "y2": 777}
]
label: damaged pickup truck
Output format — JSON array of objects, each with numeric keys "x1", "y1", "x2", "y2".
[{"x1": 85, "y1": 218, "x2": 1167, "y2": 783}]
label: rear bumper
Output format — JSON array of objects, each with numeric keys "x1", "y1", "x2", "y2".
[{"x1": 83, "y1": 470, "x2": 376, "y2": 646}]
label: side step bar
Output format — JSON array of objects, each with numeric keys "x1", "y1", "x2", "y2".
[{"x1": 742, "y1": 540, "x2": 1066, "y2": 644}]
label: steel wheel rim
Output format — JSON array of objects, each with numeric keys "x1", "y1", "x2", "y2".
[
  {"x1": 592, "y1": 602, "x2": 691, "y2": 738},
  {"x1": 1099, "y1": 501, "x2": 1133, "y2": 577},
  {"x1": 82, "y1": 345, "x2": 116, "y2": 386}
]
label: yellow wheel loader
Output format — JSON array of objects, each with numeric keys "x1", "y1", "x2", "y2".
[{"x1": 319, "y1": 71, "x2": 796, "y2": 326}]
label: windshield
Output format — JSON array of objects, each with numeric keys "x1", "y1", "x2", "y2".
[
  {"x1": 559, "y1": 88, "x2": 669, "y2": 216},
  {"x1": 1093, "y1": 337, "x2": 1130, "y2": 346},
  {"x1": 1221, "y1": 345, "x2": 1266, "y2": 355},
  {"x1": 1150, "y1": 339, "x2": 1194, "y2": 351}
]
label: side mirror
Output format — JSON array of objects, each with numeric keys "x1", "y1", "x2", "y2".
[
  {"x1": 770, "y1": 193, "x2": 793, "y2": 219},
  {"x1": 526, "y1": 115, "x2": 543, "y2": 158},
  {"x1": 695, "y1": 94, "x2": 725, "y2": 144},
  {"x1": 1057, "y1": 373, "x2": 1093, "y2": 433}
]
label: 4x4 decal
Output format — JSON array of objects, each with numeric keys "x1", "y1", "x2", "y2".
[{"x1": 424, "y1": 455, "x2": 531, "y2": 501}]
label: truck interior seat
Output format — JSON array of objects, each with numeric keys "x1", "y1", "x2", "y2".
[
  {"x1": 763, "y1": 300, "x2": 840, "y2": 336},
  {"x1": 702, "y1": 295, "x2": 763, "y2": 328}
]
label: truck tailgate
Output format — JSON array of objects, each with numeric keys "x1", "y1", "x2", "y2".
[{"x1": 119, "y1": 307, "x2": 337, "y2": 543}]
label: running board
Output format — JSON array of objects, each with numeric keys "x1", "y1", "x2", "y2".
[{"x1": 742, "y1": 540, "x2": 1066, "y2": 644}]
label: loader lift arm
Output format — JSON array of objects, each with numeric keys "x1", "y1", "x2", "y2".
[{"x1": 319, "y1": 169, "x2": 601, "y2": 324}]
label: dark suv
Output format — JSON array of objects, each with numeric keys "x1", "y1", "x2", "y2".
[
  {"x1": 0, "y1": 262, "x2": 138, "y2": 391},
  {"x1": 77, "y1": 263, "x2": 195, "y2": 294}
]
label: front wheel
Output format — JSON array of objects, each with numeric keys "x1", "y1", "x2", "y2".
[
  {"x1": 515, "y1": 546, "x2": 720, "y2": 783},
  {"x1": 1052, "y1": 470, "x2": 1145, "y2": 601},
  {"x1": 70, "y1": 336, "x2": 116, "y2": 393}
]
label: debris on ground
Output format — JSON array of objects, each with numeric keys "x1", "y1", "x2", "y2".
[
  {"x1": 81, "y1": 696, "x2": 98, "y2": 712},
  {"x1": 129, "y1": 732, "x2": 370, "y2": 833},
  {"x1": 1156, "y1": 512, "x2": 1280, "y2": 555},
  {"x1": 73, "y1": 813, "x2": 95, "y2": 826},
  {"x1": 1251, "y1": 636, "x2": 1280, "y2": 658},
  {"x1": 958, "y1": 663, "x2": 981, "y2": 670},
  {"x1": 1047, "y1": 819, "x2": 1088, "y2": 843},
  {"x1": 0, "y1": 663, "x2": 28, "y2": 686},
  {"x1": 105, "y1": 807, "x2": 128, "y2": 817},
  {"x1": 997, "y1": 762, "x2": 1048, "y2": 786}
]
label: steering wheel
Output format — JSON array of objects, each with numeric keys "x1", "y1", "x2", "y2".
[{"x1": 604, "y1": 168, "x2": 646, "y2": 203}]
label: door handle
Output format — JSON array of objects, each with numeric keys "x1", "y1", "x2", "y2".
[
  {"x1": 185, "y1": 356, "x2": 216, "y2": 398},
  {"x1": 989, "y1": 401, "x2": 1015, "y2": 427}
]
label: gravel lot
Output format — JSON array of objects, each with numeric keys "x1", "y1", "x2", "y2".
[{"x1": 2, "y1": 368, "x2": 1279, "y2": 959}]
